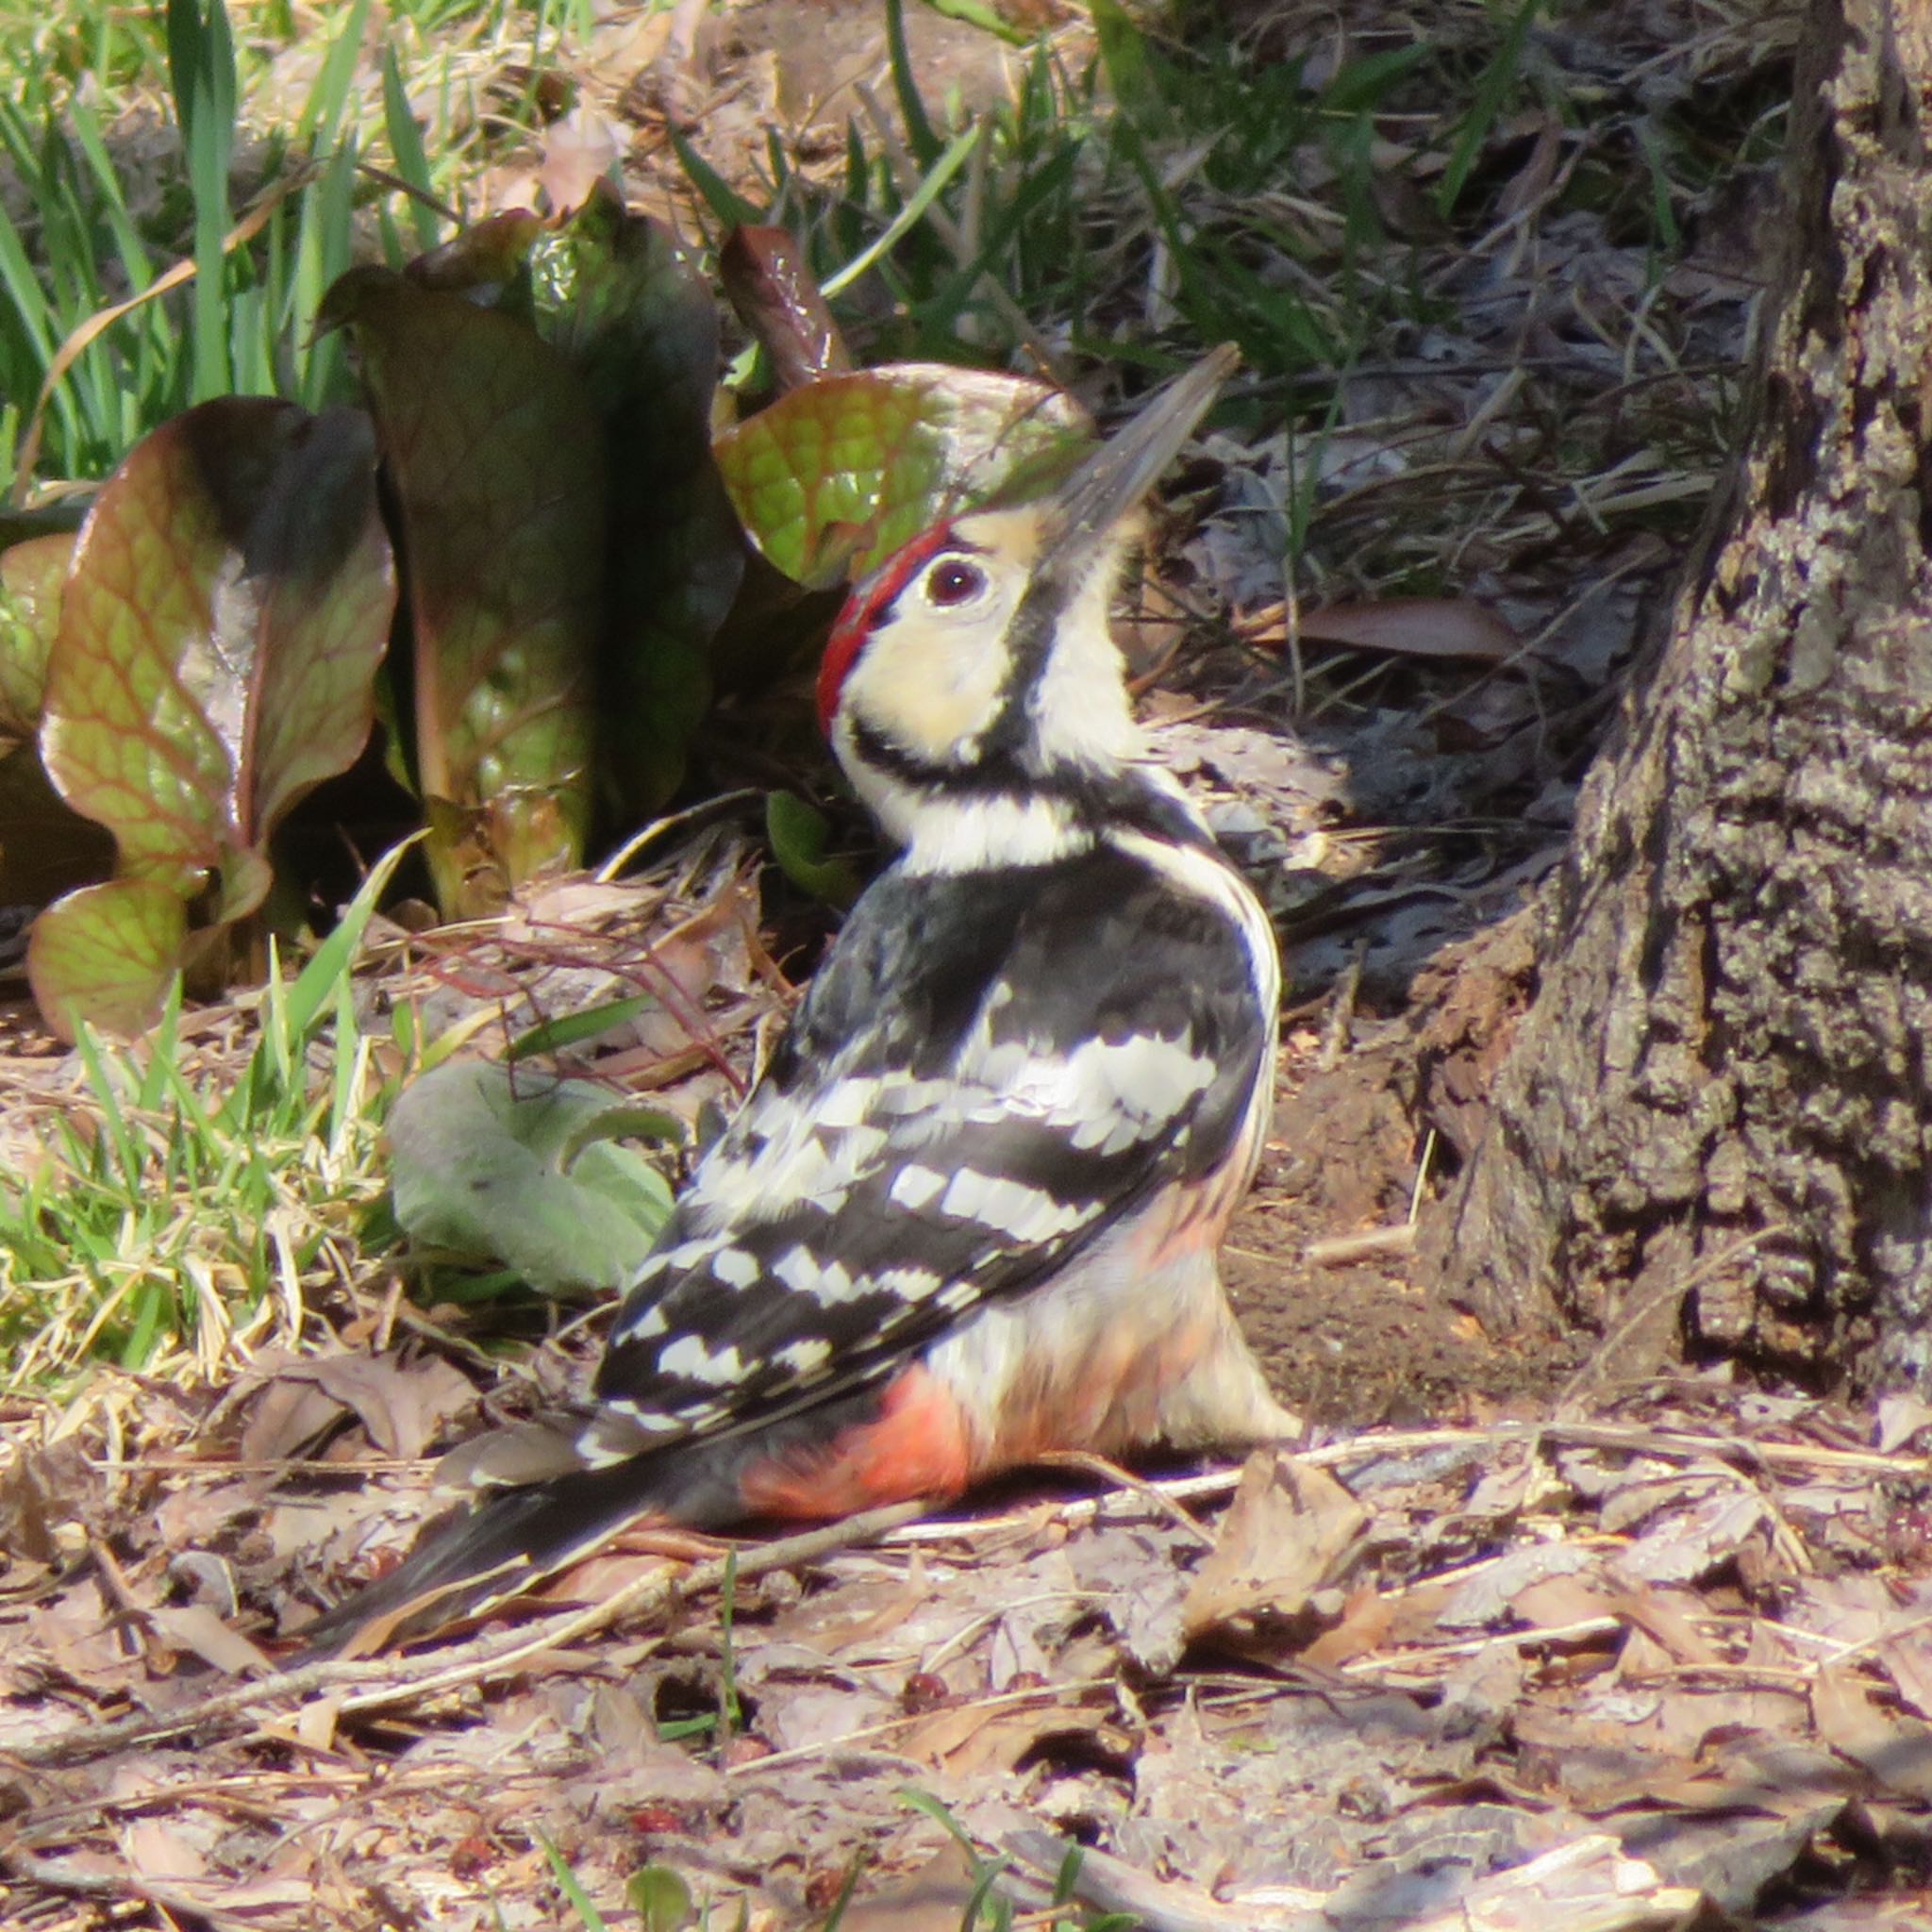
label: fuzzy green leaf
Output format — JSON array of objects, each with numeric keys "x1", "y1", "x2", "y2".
[
  {"x1": 713, "y1": 365, "x2": 1091, "y2": 591},
  {"x1": 320, "y1": 264, "x2": 606, "y2": 915},
  {"x1": 626, "y1": 1864, "x2": 694, "y2": 1932},
  {"x1": 765, "y1": 790, "x2": 858, "y2": 907},
  {"x1": 389, "y1": 1058, "x2": 678, "y2": 1294}
]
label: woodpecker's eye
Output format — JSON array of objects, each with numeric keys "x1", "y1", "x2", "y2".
[{"x1": 924, "y1": 557, "x2": 986, "y2": 607}]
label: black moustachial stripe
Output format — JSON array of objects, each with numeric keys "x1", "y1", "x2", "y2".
[{"x1": 846, "y1": 718, "x2": 1222, "y2": 856}]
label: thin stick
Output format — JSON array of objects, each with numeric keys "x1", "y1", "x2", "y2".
[{"x1": 8, "y1": 1502, "x2": 926, "y2": 1769}]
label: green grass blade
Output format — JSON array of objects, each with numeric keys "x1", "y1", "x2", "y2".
[
  {"x1": 293, "y1": 136, "x2": 358, "y2": 408},
  {"x1": 821, "y1": 122, "x2": 981, "y2": 298},
  {"x1": 169, "y1": 0, "x2": 237, "y2": 401},
  {"x1": 1436, "y1": 0, "x2": 1539, "y2": 216},
  {"x1": 671, "y1": 130, "x2": 763, "y2": 228},
  {"x1": 67, "y1": 98, "x2": 158, "y2": 298},
  {"x1": 382, "y1": 44, "x2": 441, "y2": 255},
  {"x1": 884, "y1": 0, "x2": 943, "y2": 165},
  {"x1": 298, "y1": 0, "x2": 374, "y2": 143},
  {"x1": 538, "y1": 1834, "x2": 609, "y2": 1931}
]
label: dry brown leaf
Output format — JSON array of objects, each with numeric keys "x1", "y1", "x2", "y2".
[
  {"x1": 1301, "y1": 1580, "x2": 1399, "y2": 1667},
  {"x1": 120, "y1": 1815, "x2": 209, "y2": 1883},
  {"x1": 1813, "y1": 1665, "x2": 1932, "y2": 1799},
  {"x1": 902, "y1": 1691, "x2": 1108, "y2": 1778},
  {"x1": 1609, "y1": 1578, "x2": 1724, "y2": 1667},
  {"x1": 765, "y1": 1574, "x2": 929, "y2": 1656},
  {"x1": 1181, "y1": 1448, "x2": 1369, "y2": 1641},
  {"x1": 238, "y1": 1367, "x2": 351, "y2": 1467},
  {"x1": 1611, "y1": 1487, "x2": 1774, "y2": 1585},
  {"x1": 536, "y1": 108, "x2": 623, "y2": 215},
  {"x1": 275, "y1": 1352, "x2": 478, "y2": 1460},
  {"x1": 153, "y1": 1477, "x2": 264, "y2": 1552},
  {"x1": 837, "y1": 1842, "x2": 979, "y2": 1932},
  {"x1": 1011, "y1": 1824, "x2": 1318, "y2": 1928},
  {"x1": 0, "y1": 1443, "x2": 81, "y2": 1564},
  {"x1": 143, "y1": 1603, "x2": 273, "y2": 1677},
  {"x1": 1297, "y1": 596, "x2": 1518, "y2": 662},
  {"x1": 1511, "y1": 1571, "x2": 1620, "y2": 1634},
  {"x1": 1876, "y1": 1624, "x2": 1932, "y2": 1724},
  {"x1": 1439, "y1": 1543, "x2": 1593, "y2": 1628},
  {"x1": 1392, "y1": 1831, "x2": 1700, "y2": 1932},
  {"x1": 1874, "y1": 1392, "x2": 1932, "y2": 1453}
]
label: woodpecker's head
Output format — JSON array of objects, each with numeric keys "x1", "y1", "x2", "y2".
[{"x1": 818, "y1": 346, "x2": 1239, "y2": 867}]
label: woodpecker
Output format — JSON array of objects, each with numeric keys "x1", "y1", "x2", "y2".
[{"x1": 303, "y1": 345, "x2": 1294, "y2": 1652}]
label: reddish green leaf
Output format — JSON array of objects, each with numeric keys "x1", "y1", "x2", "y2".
[
  {"x1": 26, "y1": 877, "x2": 187, "y2": 1040},
  {"x1": 0, "y1": 532, "x2": 75, "y2": 741},
  {"x1": 321, "y1": 264, "x2": 604, "y2": 915},
  {"x1": 719, "y1": 225, "x2": 852, "y2": 391},
  {"x1": 712, "y1": 365, "x2": 1092, "y2": 591},
  {"x1": 527, "y1": 194, "x2": 743, "y2": 818},
  {"x1": 42, "y1": 400, "x2": 392, "y2": 885},
  {"x1": 32, "y1": 398, "x2": 394, "y2": 1035}
]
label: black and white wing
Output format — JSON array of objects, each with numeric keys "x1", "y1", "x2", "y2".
[{"x1": 585, "y1": 833, "x2": 1274, "y2": 1453}]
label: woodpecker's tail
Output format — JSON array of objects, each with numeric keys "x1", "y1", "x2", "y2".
[
  {"x1": 292, "y1": 1455, "x2": 698, "y2": 1657},
  {"x1": 291, "y1": 1374, "x2": 940, "y2": 1657}
]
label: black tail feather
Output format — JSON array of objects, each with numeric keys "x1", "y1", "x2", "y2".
[
  {"x1": 292, "y1": 1457, "x2": 683, "y2": 1657},
  {"x1": 292, "y1": 1379, "x2": 904, "y2": 1657}
]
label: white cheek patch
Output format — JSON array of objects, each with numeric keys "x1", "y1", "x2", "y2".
[
  {"x1": 844, "y1": 613, "x2": 1010, "y2": 764},
  {"x1": 1025, "y1": 564, "x2": 1140, "y2": 767}
]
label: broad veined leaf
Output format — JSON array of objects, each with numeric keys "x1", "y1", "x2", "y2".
[
  {"x1": 389, "y1": 1058, "x2": 680, "y2": 1293},
  {"x1": 31, "y1": 398, "x2": 394, "y2": 1037},
  {"x1": 528, "y1": 192, "x2": 745, "y2": 820},
  {"x1": 0, "y1": 532, "x2": 75, "y2": 741},
  {"x1": 320, "y1": 264, "x2": 606, "y2": 917},
  {"x1": 712, "y1": 364, "x2": 1092, "y2": 591},
  {"x1": 26, "y1": 877, "x2": 189, "y2": 1040}
]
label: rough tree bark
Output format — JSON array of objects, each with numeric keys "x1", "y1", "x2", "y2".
[{"x1": 1425, "y1": 0, "x2": 1932, "y2": 1395}]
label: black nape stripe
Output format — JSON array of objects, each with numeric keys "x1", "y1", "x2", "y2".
[{"x1": 849, "y1": 719, "x2": 1218, "y2": 854}]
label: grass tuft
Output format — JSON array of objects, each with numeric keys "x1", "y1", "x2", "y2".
[{"x1": 0, "y1": 841, "x2": 416, "y2": 1384}]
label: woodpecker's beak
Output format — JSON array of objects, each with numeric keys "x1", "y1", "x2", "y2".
[{"x1": 1040, "y1": 342, "x2": 1241, "y2": 580}]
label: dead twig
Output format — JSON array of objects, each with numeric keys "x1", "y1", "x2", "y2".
[{"x1": 8, "y1": 1501, "x2": 927, "y2": 1768}]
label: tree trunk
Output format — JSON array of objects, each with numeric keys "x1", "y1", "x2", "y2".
[{"x1": 1425, "y1": 0, "x2": 1932, "y2": 1396}]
